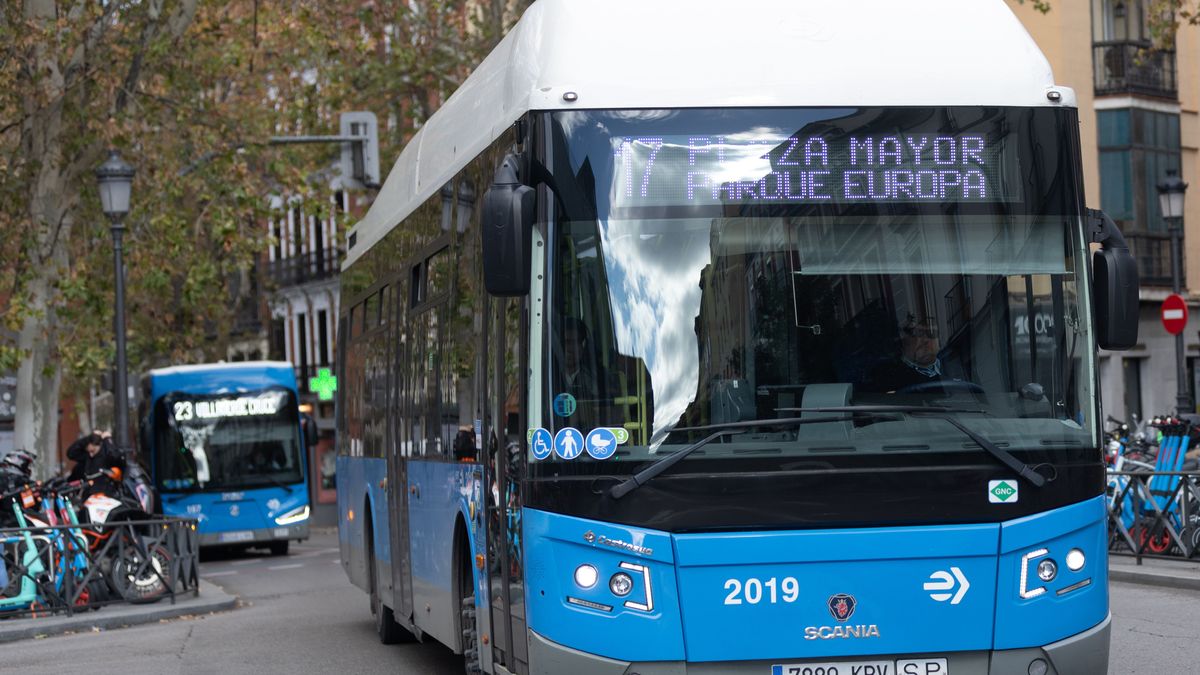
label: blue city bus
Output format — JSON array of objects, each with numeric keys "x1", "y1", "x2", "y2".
[
  {"x1": 141, "y1": 361, "x2": 311, "y2": 554},
  {"x1": 336, "y1": 1, "x2": 1139, "y2": 673}
]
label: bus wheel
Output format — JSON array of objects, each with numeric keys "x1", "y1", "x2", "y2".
[
  {"x1": 461, "y1": 595, "x2": 483, "y2": 675},
  {"x1": 268, "y1": 541, "x2": 289, "y2": 556},
  {"x1": 373, "y1": 588, "x2": 405, "y2": 644},
  {"x1": 368, "y1": 530, "x2": 405, "y2": 644}
]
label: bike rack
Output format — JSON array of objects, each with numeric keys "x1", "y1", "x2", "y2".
[
  {"x1": 1108, "y1": 469, "x2": 1200, "y2": 564},
  {"x1": 0, "y1": 516, "x2": 200, "y2": 619}
]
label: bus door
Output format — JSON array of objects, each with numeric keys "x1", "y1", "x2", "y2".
[
  {"x1": 386, "y1": 279, "x2": 414, "y2": 624},
  {"x1": 483, "y1": 295, "x2": 528, "y2": 673},
  {"x1": 407, "y1": 255, "x2": 458, "y2": 644}
]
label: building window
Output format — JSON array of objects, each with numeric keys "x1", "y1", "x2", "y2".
[
  {"x1": 269, "y1": 318, "x2": 286, "y2": 361},
  {"x1": 1092, "y1": 0, "x2": 1176, "y2": 98},
  {"x1": 1097, "y1": 108, "x2": 1181, "y2": 286},
  {"x1": 298, "y1": 312, "x2": 309, "y2": 382},
  {"x1": 318, "y1": 309, "x2": 330, "y2": 366}
]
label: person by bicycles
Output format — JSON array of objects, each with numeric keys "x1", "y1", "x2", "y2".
[{"x1": 66, "y1": 430, "x2": 125, "y2": 496}]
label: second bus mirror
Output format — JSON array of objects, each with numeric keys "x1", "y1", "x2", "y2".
[
  {"x1": 303, "y1": 414, "x2": 319, "y2": 449},
  {"x1": 1090, "y1": 210, "x2": 1139, "y2": 351},
  {"x1": 482, "y1": 154, "x2": 534, "y2": 297}
]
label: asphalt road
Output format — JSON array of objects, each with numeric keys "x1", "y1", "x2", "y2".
[
  {"x1": 0, "y1": 530, "x2": 461, "y2": 675},
  {"x1": 0, "y1": 533, "x2": 1195, "y2": 674}
]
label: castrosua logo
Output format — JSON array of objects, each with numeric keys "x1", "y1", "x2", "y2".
[{"x1": 988, "y1": 479, "x2": 1018, "y2": 503}]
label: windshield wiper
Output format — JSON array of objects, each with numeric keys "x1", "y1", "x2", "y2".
[
  {"x1": 258, "y1": 474, "x2": 295, "y2": 493},
  {"x1": 779, "y1": 405, "x2": 1045, "y2": 487},
  {"x1": 609, "y1": 412, "x2": 888, "y2": 500}
]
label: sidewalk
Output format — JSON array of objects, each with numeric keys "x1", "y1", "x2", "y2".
[
  {"x1": 0, "y1": 580, "x2": 237, "y2": 643},
  {"x1": 1109, "y1": 553, "x2": 1200, "y2": 592}
]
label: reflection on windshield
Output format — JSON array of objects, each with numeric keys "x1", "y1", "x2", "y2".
[
  {"x1": 542, "y1": 107, "x2": 1097, "y2": 465},
  {"x1": 156, "y1": 388, "x2": 304, "y2": 490}
]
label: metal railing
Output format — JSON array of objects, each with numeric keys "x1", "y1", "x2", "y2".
[
  {"x1": 1093, "y1": 41, "x2": 1177, "y2": 99},
  {"x1": 0, "y1": 516, "x2": 199, "y2": 618},
  {"x1": 267, "y1": 247, "x2": 343, "y2": 288},
  {"x1": 1108, "y1": 469, "x2": 1200, "y2": 563}
]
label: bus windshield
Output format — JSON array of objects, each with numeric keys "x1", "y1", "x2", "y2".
[
  {"x1": 538, "y1": 106, "x2": 1097, "y2": 471},
  {"x1": 154, "y1": 387, "x2": 305, "y2": 491}
]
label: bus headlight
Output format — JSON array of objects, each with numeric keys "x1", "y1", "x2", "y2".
[
  {"x1": 1065, "y1": 548, "x2": 1085, "y2": 571},
  {"x1": 574, "y1": 564, "x2": 599, "y2": 589},
  {"x1": 1037, "y1": 558, "x2": 1058, "y2": 582},
  {"x1": 275, "y1": 505, "x2": 310, "y2": 525},
  {"x1": 609, "y1": 572, "x2": 633, "y2": 596}
]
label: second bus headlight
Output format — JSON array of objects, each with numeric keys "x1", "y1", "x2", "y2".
[{"x1": 275, "y1": 505, "x2": 310, "y2": 525}]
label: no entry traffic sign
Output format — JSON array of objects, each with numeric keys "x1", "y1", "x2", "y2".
[{"x1": 1162, "y1": 294, "x2": 1189, "y2": 335}]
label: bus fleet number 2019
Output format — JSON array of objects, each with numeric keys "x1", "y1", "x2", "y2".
[{"x1": 723, "y1": 576, "x2": 800, "y2": 604}]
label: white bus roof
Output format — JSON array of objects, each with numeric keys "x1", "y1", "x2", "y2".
[{"x1": 346, "y1": 0, "x2": 1068, "y2": 268}]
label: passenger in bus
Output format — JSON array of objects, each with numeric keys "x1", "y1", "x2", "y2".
[
  {"x1": 246, "y1": 443, "x2": 285, "y2": 473},
  {"x1": 453, "y1": 427, "x2": 477, "y2": 462},
  {"x1": 555, "y1": 317, "x2": 618, "y2": 430},
  {"x1": 862, "y1": 315, "x2": 953, "y2": 394}
]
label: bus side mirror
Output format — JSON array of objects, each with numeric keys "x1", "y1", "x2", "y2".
[
  {"x1": 1089, "y1": 209, "x2": 1139, "y2": 350},
  {"x1": 482, "y1": 154, "x2": 534, "y2": 297},
  {"x1": 303, "y1": 414, "x2": 319, "y2": 449}
]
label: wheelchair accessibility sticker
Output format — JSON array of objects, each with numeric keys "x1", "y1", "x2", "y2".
[
  {"x1": 554, "y1": 427, "x2": 585, "y2": 460},
  {"x1": 531, "y1": 428, "x2": 553, "y2": 460}
]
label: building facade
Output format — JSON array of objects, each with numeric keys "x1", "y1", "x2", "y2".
[{"x1": 1010, "y1": 0, "x2": 1200, "y2": 424}]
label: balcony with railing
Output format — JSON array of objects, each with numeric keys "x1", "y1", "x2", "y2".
[
  {"x1": 268, "y1": 247, "x2": 344, "y2": 288},
  {"x1": 1094, "y1": 41, "x2": 1177, "y2": 99},
  {"x1": 1126, "y1": 231, "x2": 1180, "y2": 288}
]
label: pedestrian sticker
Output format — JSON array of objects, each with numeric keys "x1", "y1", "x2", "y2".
[
  {"x1": 586, "y1": 428, "x2": 618, "y2": 460},
  {"x1": 531, "y1": 428, "x2": 553, "y2": 461},
  {"x1": 988, "y1": 480, "x2": 1018, "y2": 503},
  {"x1": 554, "y1": 427, "x2": 584, "y2": 460},
  {"x1": 553, "y1": 393, "x2": 577, "y2": 417},
  {"x1": 610, "y1": 427, "x2": 630, "y2": 444}
]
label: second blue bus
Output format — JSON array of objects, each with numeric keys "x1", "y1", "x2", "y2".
[{"x1": 140, "y1": 361, "x2": 312, "y2": 554}]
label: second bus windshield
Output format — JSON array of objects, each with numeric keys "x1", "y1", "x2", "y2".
[
  {"x1": 539, "y1": 106, "x2": 1097, "y2": 468},
  {"x1": 155, "y1": 388, "x2": 304, "y2": 491}
]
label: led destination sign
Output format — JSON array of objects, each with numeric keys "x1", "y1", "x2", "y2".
[
  {"x1": 611, "y1": 132, "x2": 1011, "y2": 206},
  {"x1": 171, "y1": 391, "x2": 285, "y2": 423}
]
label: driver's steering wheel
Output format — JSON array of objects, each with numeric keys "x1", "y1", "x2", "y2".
[{"x1": 898, "y1": 379, "x2": 985, "y2": 394}]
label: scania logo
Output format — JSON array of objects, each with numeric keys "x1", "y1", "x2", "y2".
[
  {"x1": 827, "y1": 593, "x2": 856, "y2": 622},
  {"x1": 583, "y1": 530, "x2": 596, "y2": 543}
]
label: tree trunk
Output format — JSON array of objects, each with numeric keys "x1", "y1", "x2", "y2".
[
  {"x1": 15, "y1": 0, "x2": 73, "y2": 479},
  {"x1": 14, "y1": 270, "x2": 64, "y2": 479}
]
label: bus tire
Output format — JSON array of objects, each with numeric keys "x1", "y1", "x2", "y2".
[
  {"x1": 268, "y1": 541, "x2": 289, "y2": 556},
  {"x1": 461, "y1": 595, "x2": 483, "y2": 674},
  {"x1": 367, "y1": 514, "x2": 409, "y2": 645}
]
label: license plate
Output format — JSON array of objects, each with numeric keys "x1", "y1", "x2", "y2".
[
  {"x1": 218, "y1": 530, "x2": 254, "y2": 543},
  {"x1": 772, "y1": 659, "x2": 947, "y2": 675},
  {"x1": 273, "y1": 528, "x2": 290, "y2": 538}
]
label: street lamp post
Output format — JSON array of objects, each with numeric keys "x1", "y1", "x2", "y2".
[
  {"x1": 96, "y1": 151, "x2": 136, "y2": 449},
  {"x1": 1158, "y1": 169, "x2": 1190, "y2": 415}
]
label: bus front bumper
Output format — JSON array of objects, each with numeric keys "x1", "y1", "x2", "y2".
[
  {"x1": 198, "y1": 522, "x2": 309, "y2": 547},
  {"x1": 528, "y1": 613, "x2": 1110, "y2": 675}
]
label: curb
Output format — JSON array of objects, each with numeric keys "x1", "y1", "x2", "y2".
[
  {"x1": 0, "y1": 580, "x2": 237, "y2": 644},
  {"x1": 1110, "y1": 566, "x2": 1200, "y2": 592}
]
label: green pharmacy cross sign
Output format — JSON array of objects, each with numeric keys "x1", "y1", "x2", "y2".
[{"x1": 309, "y1": 368, "x2": 338, "y2": 402}]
